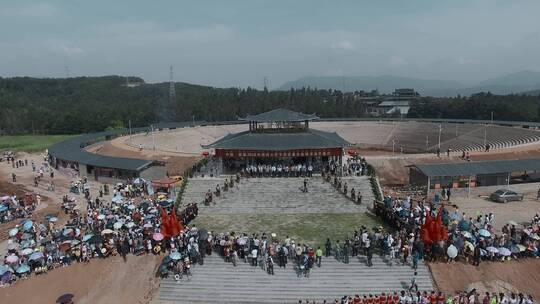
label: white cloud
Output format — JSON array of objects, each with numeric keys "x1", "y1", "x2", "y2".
[
  {"x1": 389, "y1": 55, "x2": 406, "y2": 66},
  {"x1": 1, "y1": 3, "x2": 57, "y2": 17},
  {"x1": 49, "y1": 43, "x2": 85, "y2": 57},
  {"x1": 331, "y1": 40, "x2": 355, "y2": 51}
]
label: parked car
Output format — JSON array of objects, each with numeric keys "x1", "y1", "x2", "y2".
[{"x1": 490, "y1": 189, "x2": 524, "y2": 203}]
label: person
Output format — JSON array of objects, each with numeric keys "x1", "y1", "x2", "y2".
[
  {"x1": 266, "y1": 256, "x2": 274, "y2": 275},
  {"x1": 473, "y1": 245, "x2": 481, "y2": 266},
  {"x1": 12, "y1": 173, "x2": 16, "y2": 182},
  {"x1": 366, "y1": 245, "x2": 373, "y2": 267},
  {"x1": 537, "y1": 188, "x2": 540, "y2": 201},
  {"x1": 437, "y1": 147, "x2": 441, "y2": 158},
  {"x1": 409, "y1": 271, "x2": 418, "y2": 292},
  {"x1": 325, "y1": 238, "x2": 332, "y2": 257},
  {"x1": 447, "y1": 188, "x2": 451, "y2": 201},
  {"x1": 316, "y1": 246, "x2": 323, "y2": 267}
]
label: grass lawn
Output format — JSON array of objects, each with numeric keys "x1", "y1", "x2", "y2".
[
  {"x1": 191, "y1": 212, "x2": 385, "y2": 249},
  {"x1": 0, "y1": 135, "x2": 75, "y2": 153}
]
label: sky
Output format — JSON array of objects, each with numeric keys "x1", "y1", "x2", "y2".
[{"x1": 1, "y1": 0, "x2": 540, "y2": 88}]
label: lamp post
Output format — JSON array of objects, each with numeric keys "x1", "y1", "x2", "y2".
[{"x1": 438, "y1": 124, "x2": 442, "y2": 149}]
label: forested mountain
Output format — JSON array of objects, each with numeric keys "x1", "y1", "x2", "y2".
[
  {"x1": 408, "y1": 92, "x2": 540, "y2": 122},
  {"x1": 0, "y1": 76, "x2": 368, "y2": 134},
  {"x1": 1, "y1": 76, "x2": 539, "y2": 135}
]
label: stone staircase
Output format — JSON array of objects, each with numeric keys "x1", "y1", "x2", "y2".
[
  {"x1": 181, "y1": 177, "x2": 374, "y2": 214},
  {"x1": 154, "y1": 254, "x2": 434, "y2": 304}
]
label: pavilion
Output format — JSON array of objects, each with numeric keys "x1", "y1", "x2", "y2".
[{"x1": 204, "y1": 108, "x2": 349, "y2": 172}]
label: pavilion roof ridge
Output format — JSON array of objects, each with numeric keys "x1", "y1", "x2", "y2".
[{"x1": 240, "y1": 108, "x2": 319, "y2": 122}]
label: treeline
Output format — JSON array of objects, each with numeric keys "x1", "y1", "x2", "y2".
[
  {"x1": 1, "y1": 77, "x2": 539, "y2": 135},
  {"x1": 0, "y1": 76, "x2": 368, "y2": 134},
  {"x1": 408, "y1": 92, "x2": 540, "y2": 122}
]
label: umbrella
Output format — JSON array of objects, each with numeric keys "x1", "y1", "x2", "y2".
[
  {"x1": 59, "y1": 242, "x2": 71, "y2": 252},
  {"x1": 101, "y1": 229, "x2": 114, "y2": 235},
  {"x1": 511, "y1": 245, "x2": 521, "y2": 254},
  {"x1": 126, "y1": 222, "x2": 135, "y2": 228},
  {"x1": 71, "y1": 240, "x2": 81, "y2": 246},
  {"x1": 127, "y1": 204, "x2": 136, "y2": 210},
  {"x1": 461, "y1": 231, "x2": 472, "y2": 238},
  {"x1": 8, "y1": 228, "x2": 18, "y2": 237},
  {"x1": 498, "y1": 247, "x2": 511, "y2": 256},
  {"x1": 82, "y1": 234, "x2": 94, "y2": 242},
  {"x1": 153, "y1": 233, "x2": 164, "y2": 241},
  {"x1": 458, "y1": 220, "x2": 470, "y2": 231},
  {"x1": 143, "y1": 223, "x2": 153, "y2": 228},
  {"x1": 133, "y1": 178, "x2": 145, "y2": 184},
  {"x1": 5, "y1": 255, "x2": 19, "y2": 263},
  {"x1": 21, "y1": 248, "x2": 34, "y2": 255},
  {"x1": 113, "y1": 222, "x2": 124, "y2": 230},
  {"x1": 56, "y1": 293, "x2": 74, "y2": 304},
  {"x1": 7, "y1": 243, "x2": 17, "y2": 250},
  {"x1": 478, "y1": 229, "x2": 491, "y2": 237},
  {"x1": 447, "y1": 245, "x2": 458, "y2": 258},
  {"x1": 29, "y1": 252, "x2": 44, "y2": 261},
  {"x1": 486, "y1": 246, "x2": 499, "y2": 253},
  {"x1": 517, "y1": 244, "x2": 526, "y2": 252},
  {"x1": 63, "y1": 228, "x2": 74, "y2": 236},
  {"x1": 112, "y1": 196, "x2": 124, "y2": 203},
  {"x1": 0, "y1": 205, "x2": 7, "y2": 212},
  {"x1": 0, "y1": 265, "x2": 13, "y2": 276},
  {"x1": 21, "y1": 233, "x2": 33, "y2": 240},
  {"x1": 464, "y1": 241, "x2": 474, "y2": 251},
  {"x1": 508, "y1": 220, "x2": 518, "y2": 226},
  {"x1": 49, "y1": 217, "x2": 58, "y2": 223},
  {"x1": 16, "y1": 264, "x2": 30, "y2": 274},
  {"x1": 22, "y1": 220, "x2": 33, "y2": 231},
  {"x1": 169, "y1": 252, "x2": 182, "y2": 260},
  {"x1": 97, "y1": 214, "x2": 106, "y2": 220}
]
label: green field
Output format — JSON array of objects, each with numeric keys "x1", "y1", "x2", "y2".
[
  {"x1": 0, "y1": 135, "x2": 75, "y2": 153},
  {"x1": 192, "y1": 212, "x2": 385, "y2": 249}
]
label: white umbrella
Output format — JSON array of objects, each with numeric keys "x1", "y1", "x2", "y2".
[
  {"x1": 97, "y1": 214, "x2": 106, "y2": 220},
  {"x1": 21, "y1": 248, "x2": 34, "y2": 256},
  {"x1": 486, "y1": 246, "x2": 499, "y2": 253},
  {"x1": 447, "y1": 245, "x2": 458, "y2": 258},
  {"x1": 101, "y1": 229, "x2": 114, "y2": 235},
  {"x1": 498, "y1": 247, "x2": 511, "y2": 256},
  {"x1": 461, "y1": 231, "x2": 472, "y2": 238}
]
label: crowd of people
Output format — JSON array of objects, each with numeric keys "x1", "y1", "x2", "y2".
[
  {"x1": 0, "y1": 194, "x2": 39, "y2": 224},
  {"x1": 1, "y1": 176, "x2": 197, "y2": 287},
  {"x1": 240, "y1": 162, "x2": 316, "y2": 178},
  {"x1": 373, "y1": 193, "x2": 540, "y2": 265},
  {"x1": 299, "y1": 290, "x2": 535, "y2": 304}
]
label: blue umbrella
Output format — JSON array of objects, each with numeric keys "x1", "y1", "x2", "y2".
[
  {"x1": 169, "y1": 252, "x2": 182, "y2": 260},
  {"x1": 458, "y1": 220, "x2": 470, "y2": 231},
  {"x1": 62, "y1": 228, "x2": 73, "y2": 236},
  {"x1": 111, "y1": 196, "x2": 124, "y2": 203},
  {"x1": 8, "y1": 228, "x2": 18, "y2": 237},
  {"x1": 479, "y1": 229, "x2": 491, "y2": 238},
  {"x1": 82, "y1": 234, "x2": 94, "y2": 242},
  {"x1": 48, "y1": 217, "x2": 58, "y2": 223},
  {"x1": 0, "y1": 205, "x2": 7, "y2": 212},
  {"x1": 16, "y1": 264, "x2": 30, "y2": 274},
  {"x1": 29, "y1": 252, "x2": 44, "y2": 261},
  {"x1": 0, "y1": 265, "x2": 13, "y2": 276},
  {"x1": 22, "y1": 220, "x2": 33, "y2": 231}
]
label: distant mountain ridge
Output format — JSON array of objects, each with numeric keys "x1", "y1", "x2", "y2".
[{"x1": 279, "y1": 70, "x2": 540, "y2": 97}]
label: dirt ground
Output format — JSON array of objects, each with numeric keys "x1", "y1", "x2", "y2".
[
  {"x1": 429, "y1": 259, "x2": 540, "y2": 297},
  {"x1": 0, "y1": 254, "x2": 161, "y2": 304}
]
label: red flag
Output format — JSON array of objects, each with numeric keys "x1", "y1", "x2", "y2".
[
  {"x1": 159, "y1": 206, "x2": 170, "y2": 237},
  {"x1": 169, "y1": 205, "x2": 180, "y2": 236},
  {"x1": 421, "y1": 212, "x2": 433, "y2": 245}
]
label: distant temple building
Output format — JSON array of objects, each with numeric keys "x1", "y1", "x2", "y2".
[
  {"x1": 372, "y1": 88, "x2": 420, "y2": 116},
  {"x1": 205, "y1": 108, "x2": 349, "y2": 173}
]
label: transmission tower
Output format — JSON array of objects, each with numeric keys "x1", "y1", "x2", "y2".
[
  {"x1": 263, "y1": 76, "x2": 269, "y2": 90},
  {"x1": 169, "y1": 65, "x2": 176, "y2": 102}
]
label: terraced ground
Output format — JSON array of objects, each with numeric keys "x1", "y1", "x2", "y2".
[{"x1": 155, "y1": 176, "x2": 433, "y2": 303}]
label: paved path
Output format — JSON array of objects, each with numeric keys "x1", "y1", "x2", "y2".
[
  {"x1": 181, "y1": 177, "x2": 373, "y2": 214},
  {"x1": 154, "y1": 254, "x2": 433, "y2": 304}
]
